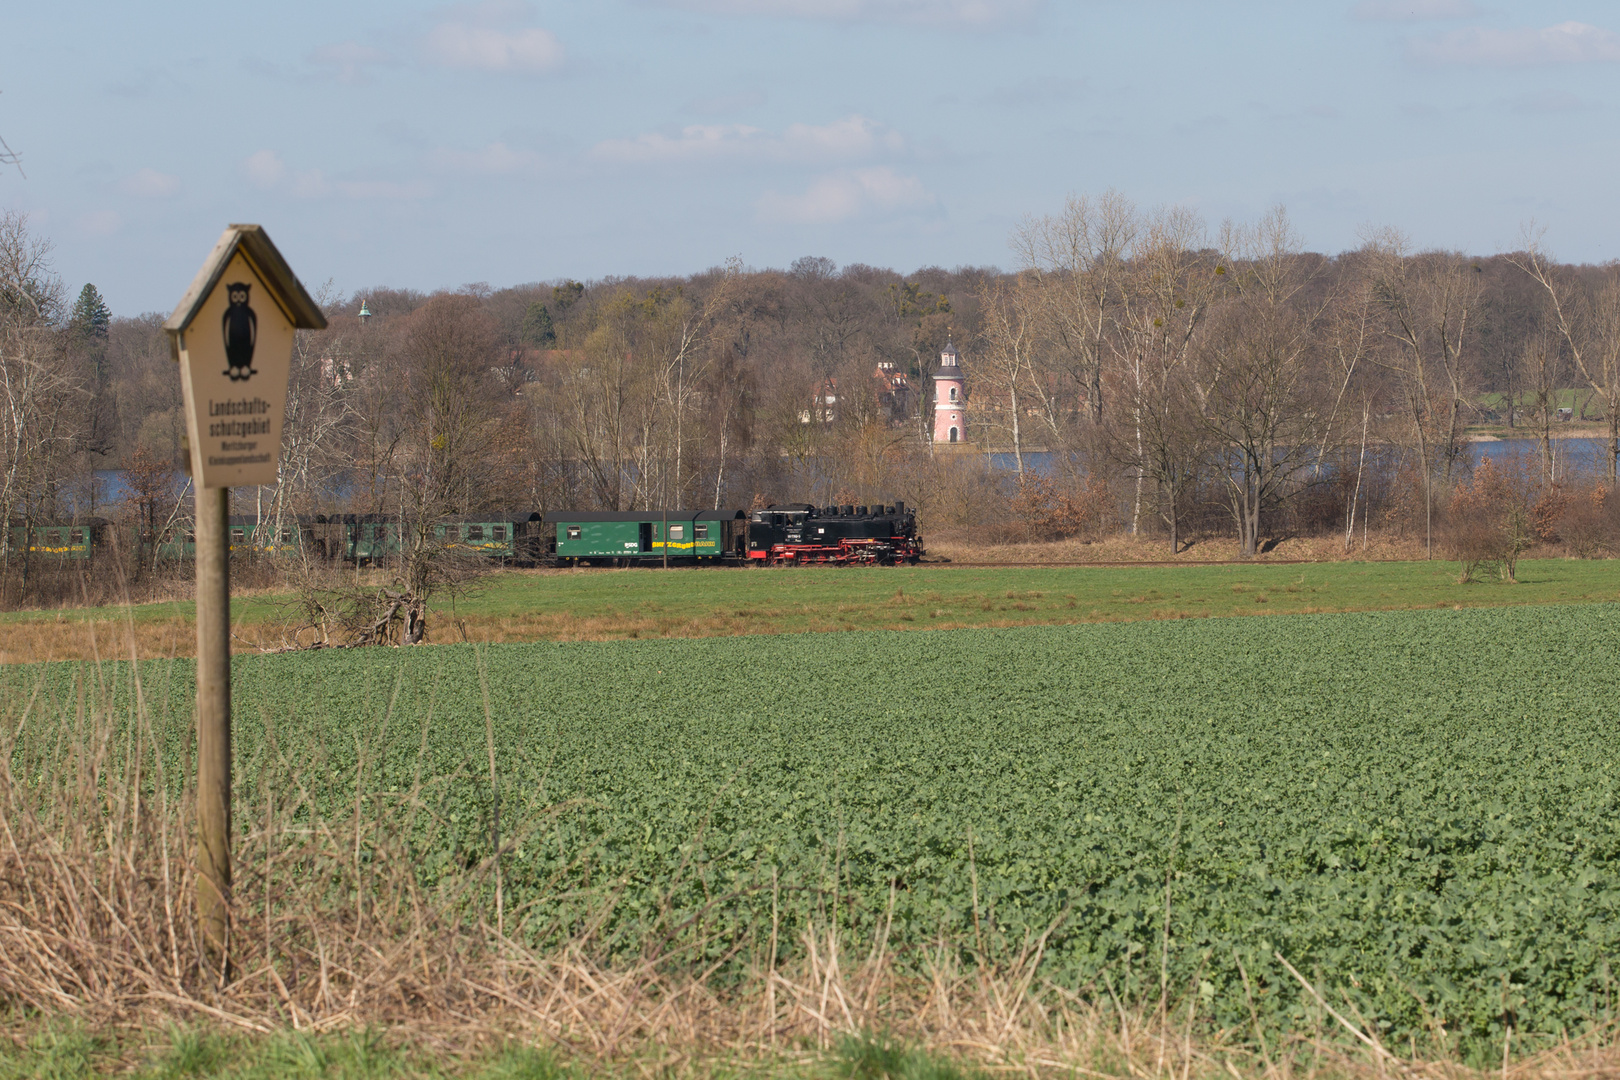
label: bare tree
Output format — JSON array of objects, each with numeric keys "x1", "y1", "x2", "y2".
[
  {"x1": 975, "y1": 277, "x2": 1038, "y2": 476},
  {"x1": 1362, "y1": 231, "x2": 1481, "y2": 556},
  {"x1": 0, "y1": 100, "x2": 21, "y2": 177},
  {"x1": 262, "y1": 282, "x2": 346, "y2": 554},
  {"x1": 1515, "y1": 327, "x2": 1566, "y2": 485},
  {"x1": 1108, "y1": 206, "x2": 1221, "y2": 545},
  {"x1": 0, "y1": 212, "x2": 82, "y2": 583},
  {"x1": 1197, "y1": 208, "x2": 1331, "y2": 557},
  {"x1": 1511, "y1": 232, "x2": 1620, "y2": 485},
  {"x1": 1012, "y1": 191, "x2": 1136, "y2": 431}
]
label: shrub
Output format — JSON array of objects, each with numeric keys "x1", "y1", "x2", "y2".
[
  {"x1": 1006, "y1": 472, "x2": 1113, "y2": 542},
  {"x1": 1442, "y1": 457, "x2": 1537, "y2": 582},
  {"x1": 1557, "y1": 484, "x2": 1620, "y2": 557}
]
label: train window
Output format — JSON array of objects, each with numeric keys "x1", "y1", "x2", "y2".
[
  {"x1": 668, "y1": 525, "x2": 684, "y2": 540},
  {"x1": 566, "y1": 525, "x2": 581, "y2": 540},
  {"x1": 49, "y1": 529, "x2": 64, "y2": 544},
  {"x1": 434, "y1": 525, "x2": 446, "y2": 539},
  {"x1": 231, "y1": 528, "x2": 245, "y2": 542},
  {"x1": 186, "y1": 532, "x2": 195, "y2": 543},
  {"x1": 694, "y1": 524, "x2": 708, "y2": 539},
  {"x1": 70, "y1": 529, "x2": 83, "y2": 543},
  {"x1": 467, "y1": 525, "x2": 484, "y2": 541},
  {"x1": 492, "y1": 526, "x2": 506, "y2": 541},
  {"x1": 280, "y1": 530, "x2": 292, "y2": 542}
]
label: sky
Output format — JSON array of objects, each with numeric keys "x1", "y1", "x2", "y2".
[{"x1": 3, "y1": 0, "x2": 1618, "y2": 316}]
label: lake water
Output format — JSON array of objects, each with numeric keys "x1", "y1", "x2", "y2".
[
  {"x1": 1464, "y1": 437, "x2": 1612, "y2": 474},
  {"x1": 984, "y1": 438, "x2": 1614, "y2": 478}
]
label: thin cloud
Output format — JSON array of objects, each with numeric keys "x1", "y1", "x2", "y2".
[
  {"x1": 327, "y1": 177, "x2": 434, "y2": 200},
  {"x1": 756, "y1": 166, "x2": 935, "y2": 224},
  {"x1": 288, "y1": 170, "x2": 431, "y2": 200},
  {"x1": 1500, "y1": 89, "x2": 1596, "y2": 112},
  {"x1": 592, "y1": 115, "x2": 904, "y2": 165},
  {"x1": 423, "y1": 3, "x2": 563, "y2": 72},
  {"x1": 240, "y1": 150, "x2": 430, "y2": 201},
  {"x1": 1412, "y1": 21, "x2": 1620, "y2": 65},
  {"x1": 1352, "y1": 0, "x2": 1480, "y2": 21},
  {"x1": 430, "y1": 142, "x2": 547, "y2": 176},
  {"x1": 644, "y1": 0, "x2": 1039, "y2": 27},
  {"x1": 77, "y1": 211, "x2": 122, "y2": 238},
  {"x1": 242, "y1": 150, "x2": 287, "y2": 189},
  {"x1": 119, "y1": 168, "x2": 181, "y2": 198},
  {"x1": 311, "y1": 41, "x2": 392, "y2": 84},
  {"x1": 983, "y1": 75, "x2": 1086, "y2": 109},
  {"x1": 686, "y1": 88, "x2": 769, "y2": 115}
]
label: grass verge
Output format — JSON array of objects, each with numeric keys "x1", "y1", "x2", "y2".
[{"x1": 2, "y1": 558, "x2": 1618, "y2": 663}]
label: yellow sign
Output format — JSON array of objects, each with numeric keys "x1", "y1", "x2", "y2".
[{"x1": 165, "y1": 225, "x2": 326, "y2": 489}]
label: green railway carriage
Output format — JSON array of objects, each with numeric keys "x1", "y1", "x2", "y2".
[
  {"x1": 149, "y1": 516, "x2": 310, "y2": 561},
  {"x1": 336, "y1": 516, "x2": 404, "y2": 564},
  {"x1": 4, "y1": 519, "x2": 108, "y2": 560},
  {"x1": 150, "y1": 525, "x2": 195, "y2": 561},
  {"x1": 309, "y1": 513, "x2": 544, "y2": 566},
  {"x1": 548, "y1": 509, "x2": 747, "y2": 565},
  {"x1": 430, "y1": 515, "x2": 521, "y2": 560},
  {"x1": 228, "y1": 516, "x2": 304, "y2": 557}
]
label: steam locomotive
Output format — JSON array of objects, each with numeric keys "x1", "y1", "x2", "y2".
[{"x1": 744, "y1": 503, "x2": 922, "y2": 565}]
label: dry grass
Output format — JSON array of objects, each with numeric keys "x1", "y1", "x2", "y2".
[
  {"x1": 5, "y1": 552, "x2": 1619, "y2": 664},
  {"x1": 3, "y1": 642, "x2": 1620, "y2": 1077},
  {"x1": 0, "y1": 614, "x2": 196, "y2": 665},
  {"x1": 926, "y1": 530, "x2": 1439, "y2": 565}
]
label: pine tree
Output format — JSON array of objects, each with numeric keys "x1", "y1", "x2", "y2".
[
  {"x1": 521, "y1": 301, "x2": 556, "y2": 347},
  {"x1": 69, "y1": 283, "x2": 111, "y2": 340}
]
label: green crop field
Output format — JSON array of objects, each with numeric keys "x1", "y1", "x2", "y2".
[{"x1": 8, "y1": 603, "x2": 1620, "y2": 1059}]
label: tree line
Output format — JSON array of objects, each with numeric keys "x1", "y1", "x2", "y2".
[{"x1": 3, "y1": 195, "x2": 1619, "y2": 588}]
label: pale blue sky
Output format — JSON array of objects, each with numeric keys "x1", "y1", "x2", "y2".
[{"x1": 4, "y1": 0, "x2": 1617, "y2": 315}]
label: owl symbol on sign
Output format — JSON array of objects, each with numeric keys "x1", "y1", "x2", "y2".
[{"x1": 221, "y1": 282, "x2": 257, "y2": 381}]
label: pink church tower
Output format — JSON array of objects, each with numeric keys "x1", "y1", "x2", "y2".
[{"x1": 931, "y1": 339, "x2": 965, "y2": 446}]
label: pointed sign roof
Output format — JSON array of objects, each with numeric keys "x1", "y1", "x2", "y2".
[{"x1": 163, "y1": 224, "x2": 327, "y2": 358}]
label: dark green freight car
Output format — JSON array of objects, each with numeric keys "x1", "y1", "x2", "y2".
[{"x1": 548, "y1": 509, "x2": 747, "y2": 565}]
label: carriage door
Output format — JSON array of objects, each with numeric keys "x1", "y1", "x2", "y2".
[{"x1": 639, "y1": 522, "x2": 653, "y2": 552}]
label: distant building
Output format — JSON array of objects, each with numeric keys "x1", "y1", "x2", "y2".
[
  {"x1": 873, "y1": 360, "x2": 914, "y2": 424},
  {"x1": 931, "y1": 340, "x2": 965, "y2": 445},
  {"x1": 800, "y1": 377, "x2": 838, "y2": 424}
]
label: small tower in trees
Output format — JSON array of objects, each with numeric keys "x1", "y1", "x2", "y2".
[{"x1": 931, "y1": 339, "x2": 965, "y2": 446}]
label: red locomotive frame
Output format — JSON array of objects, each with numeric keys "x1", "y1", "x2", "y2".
[{"x1": 748, "y1": 535, "x2": 923, "y2": 566}]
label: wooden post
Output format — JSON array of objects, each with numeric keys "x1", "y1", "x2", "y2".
[
  {"x1": 195, "y1": 483, "x2": 232, "y2": 968},
  {"x1": 165, "y1": 224, "x2": 326, "y2": 978}
]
